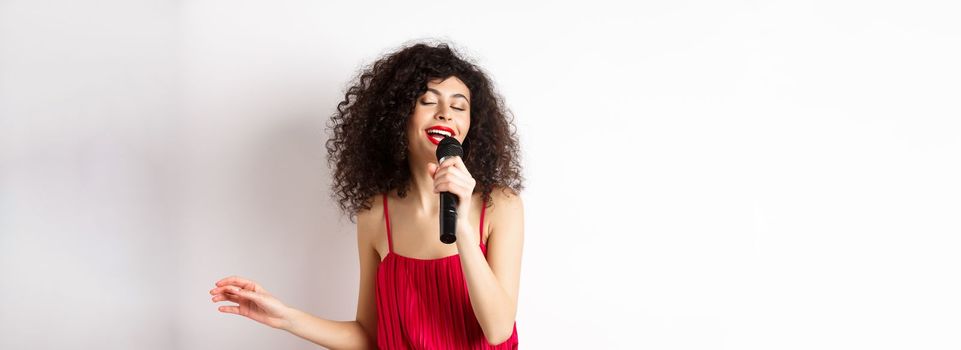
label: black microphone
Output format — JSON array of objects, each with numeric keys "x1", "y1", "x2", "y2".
[{"x1": 436, "y1": 136, "x2": 463, "y2": 244}]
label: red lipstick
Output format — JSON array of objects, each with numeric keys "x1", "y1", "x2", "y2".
[{"x1": 424, "y1": 125, "x2": 455, "y2": 145}]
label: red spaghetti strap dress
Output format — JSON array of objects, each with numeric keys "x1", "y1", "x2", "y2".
[{"x1": 376, "y1": 193, "x2": 519, "y2": 349}]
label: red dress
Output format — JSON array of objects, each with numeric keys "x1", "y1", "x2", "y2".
[{"x1": 376, "y1": 193, "x2": 519, "y2": 349}]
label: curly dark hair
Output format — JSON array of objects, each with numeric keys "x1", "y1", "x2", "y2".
[{"x1": 325, "y1": 40, "x2": 524, "y2": 222}]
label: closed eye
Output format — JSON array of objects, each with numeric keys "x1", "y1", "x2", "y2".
[{"x1": 421, "y1": 101, "x2": 465, "y2": 111}]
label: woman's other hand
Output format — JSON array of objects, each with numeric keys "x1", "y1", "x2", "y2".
[{"x1": 209, "y1": 275, "x2": 297, "y2": 330}]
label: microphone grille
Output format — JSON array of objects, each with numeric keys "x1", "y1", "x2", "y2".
[{"x1": 436, "y1": 136, "x2": 463, "y2": 160}]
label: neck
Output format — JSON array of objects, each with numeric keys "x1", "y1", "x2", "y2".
[{"x1": 406, "y1": 157, "x2": 439, "y2": 215}]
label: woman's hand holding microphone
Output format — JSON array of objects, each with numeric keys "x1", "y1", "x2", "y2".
[{"x1": 427, "y1": 154, "x2": 478, "y2": 246}]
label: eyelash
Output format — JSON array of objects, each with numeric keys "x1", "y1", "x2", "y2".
[{"x1": 420, "y1": 101, "x2": 465, "y2": 111}]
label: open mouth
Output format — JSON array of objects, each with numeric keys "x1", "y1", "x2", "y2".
[{"x1": 424, "y1": 126, "x2": 454, "y2": 145}]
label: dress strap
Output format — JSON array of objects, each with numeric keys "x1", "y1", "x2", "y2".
[
  {"x1": 382, "y1": 193, "x2": 393, "y2": 253},
  {"x1": 479, "y1": 196, "x2": 487, "y2": 247}
]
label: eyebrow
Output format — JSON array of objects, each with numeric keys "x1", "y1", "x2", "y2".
[{"x1": 426, "y1": 88, "x2": 470, "y2": 104}]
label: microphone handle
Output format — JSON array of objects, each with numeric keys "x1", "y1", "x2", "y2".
[{"x1": 439, "y1": 191, "x2": 458, "y2": 244}]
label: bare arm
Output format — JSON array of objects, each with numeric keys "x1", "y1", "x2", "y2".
[
  {"x1": 210, "y1": 277, "x2": 373, "y2": 350},
  {"x1": 212, "y1": 203, "x2": 380, "y2": 349},
  {"x1": 429, "y1": 156, "x2": 525, "y2": 345},
  {"x1": 455, "y1": 188, "x2": 524, "y2": 345},
  {"x1": 281, "y1": 205, "x2": 380, "y2": 349},
  {"x1": 282, "y1": 311, "x2": 372, "y2": 350}
]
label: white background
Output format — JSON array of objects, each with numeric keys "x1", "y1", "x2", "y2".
[{"x1": 1, "y1": 1, "x2": 959, "y2": 349}]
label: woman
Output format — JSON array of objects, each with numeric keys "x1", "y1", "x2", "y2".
[{"x1": 208, "y1": 41, "x2": 525, "y2": 349}]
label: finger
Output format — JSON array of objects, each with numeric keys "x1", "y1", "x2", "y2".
[
  {"x1": 434, "y1": 169, "x2": 475, "y2": 190},
  {"x1": 433, "y1": 162, "x2": 469, "y2": 180},
  {"x1": 222, "y1": 286, "x2": 262, "y2": 302},
  {"x1": 433, "y1": 176, "x2": 462, "y2": 189},
  {"x1": 433, "y1": 179, "x2": 449, "y2": 193},
  {"x1": 432, "y1": 165, "x2": 450, "y2": 180},
  {"x1": 439, "y1": 156, "x2": 460, "y2": 170},
  {"x1": 218, "y1": 305, "x2": 241, "y2": 314},
  {"x1": 216, "y1": 275, "x2": 254, "y2": 288},
  {"x1": 435, "y1": 182, "x2": 466, "y2": 195},
  {"x1": 435, "y1": 169, "x2": 472, "y2": 189},
  {"x1": 212, "y1": 293, "x2": 242, "y2": 303},
  {"x1": 427, "y1": 162, "x2": 438, "y2": 177},
  {"x1": 442, "y1": 156, "x2": 471, "y2": 177},
  {"x1": 210, "y1": 285, "x2": 253, "y2": 295},
  {"x1": 216, "y1": 276, "x2": 260, "y2": 292},
  {"x1": 442, "y1": 155, "x2": 467, "y2": 169}
]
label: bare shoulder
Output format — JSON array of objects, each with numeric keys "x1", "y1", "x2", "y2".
[
  {"x1": 487, "y1": 186, "x2": 523, "y2": 234},
  {"x1": 488, "y1": 186, "x2": 523, "y2": 213},
  {"x1": 485, "y1": 186, "x2": 524, "y2": 299},
  {"x1": 355, "y1": 194, "x2": 384, "y2": 245}
]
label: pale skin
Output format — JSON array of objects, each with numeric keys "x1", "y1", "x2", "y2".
[{"x1": 209, "y1": 76, "x2": 524, "y2": 348}]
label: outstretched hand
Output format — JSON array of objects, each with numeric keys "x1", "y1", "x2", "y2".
[{"x1": 209, "y1": 275, "x2": 297, "y2": 330}]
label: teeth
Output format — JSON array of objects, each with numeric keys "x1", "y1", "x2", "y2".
[{"x1": 427, "y1": 129, "x2": 452, "y2": 137}]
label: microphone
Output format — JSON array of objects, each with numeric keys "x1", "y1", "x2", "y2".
[{"x1": 436, "y1": 136, "x2": 463, "y2": 244}]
